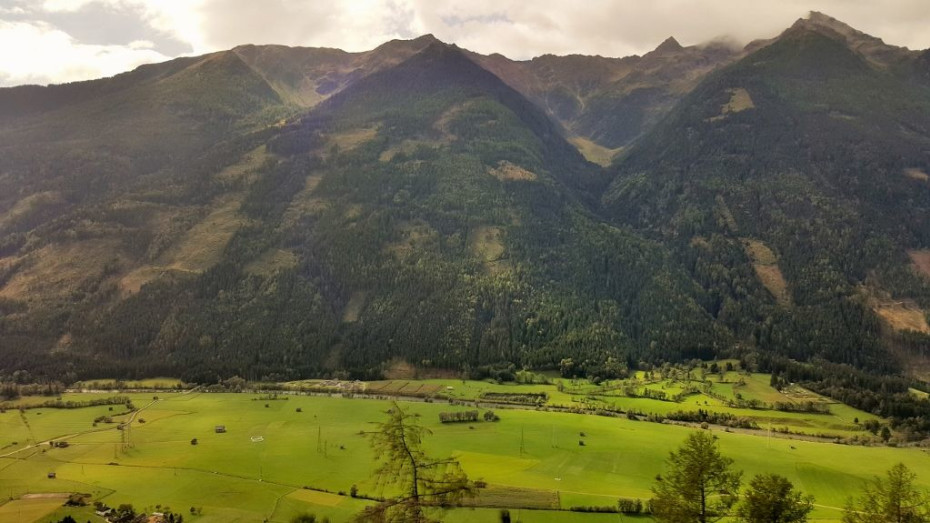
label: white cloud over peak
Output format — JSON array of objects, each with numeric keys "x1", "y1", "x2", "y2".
[{"x1": 1, "y1": 0, "x2": 929, "y2": 87}]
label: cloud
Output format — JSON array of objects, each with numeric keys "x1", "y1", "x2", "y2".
[
  {"x1": 194, "y1": 0, "x2": 415, "y2": 52},
  {"x1": 404, "y1": 0, "x2": 930, "y2": 59},
  {"x1": 2, "y1": 0, "x2": 930, "y2": 87},
  {"x1": 0, "y1": 19, "x2": 170, "y2": 86},
  {"x1": 191, "y1": 0, "x2": 930, "y2": 61}
]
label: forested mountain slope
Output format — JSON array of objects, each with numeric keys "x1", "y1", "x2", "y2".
[
  {"x1": 0, "y1": 40, "x2": 719, "y2": 382},
  {"x1": 0, "y1": 12, "x2": 929, "y2": 411},
  {"x1": 604, "y1": 13, "x2": 930, "y2": 377}
]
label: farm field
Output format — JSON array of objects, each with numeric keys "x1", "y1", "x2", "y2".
[
  {"x1": 290, "y1": 369, "x2": 884, "y2": 439},
  {"x1": 0, "y1": 387, "x2": 929, "y2": 522}
]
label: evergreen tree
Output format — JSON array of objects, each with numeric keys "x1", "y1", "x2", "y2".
[
  {"x1": 652, "y1": 431, "x2": 742, "y2": 523},
  {"x1": 737, "y1": 474, "x2": 813, "y2": 523},
  {"x1": 843, "y1": 463, "x2": 930, "y2": 523}
]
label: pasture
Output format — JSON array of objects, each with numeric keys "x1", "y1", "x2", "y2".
[{"x1": 0, "y1": 387, "x2": 928, "y2": 522}]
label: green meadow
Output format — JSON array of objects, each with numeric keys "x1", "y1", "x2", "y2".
[{"x1": 0, "y1": 386, "x2": 928, "y2": 522}]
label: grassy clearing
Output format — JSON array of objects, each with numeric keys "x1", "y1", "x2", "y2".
[
  {"x1": 873, "y1": 301, "x2": 930, "y2": 333},
  {"x1": 909, "y1": 249, "x2": 930, "y2": 279},
  {"x1": 156, "y1": 193, "x2": 249, "y2": 273},
  {"x1": 383, "y1": 220, "x2": 437, "y2": 258},
  {"x1": 119, "y1": 193, "x2": 250, "y2": 293},
  {"x1": 488, "y1": 161, "x2": 537, "y2": 181},
  {"x1": 0, "y1": 239, "x2": 123, "y2": 302},
  {"x1": 342, "y1": 291, "x2": 367, "y2": 323},
  {"x1": 467, "y1": 226, "x2": 508, "y2": 274},
  {"x1": 709, "y1": 87, "x2": 755, "y2": 121},
  {"x1": 722, "y1": 88, "x2": 755, "y2": 113},
  {"x1": 214, "y1": 144, "x2": 270, "y2": 185},
  {"x1": 862, "y1": 284, "x2": 930, "y2": 334},
  {"x1": 0, "y1": 191, "x2": 64, "y2": 231},
  {"x1": 568, "y1": 137, "x2": 622, "y2": 167},
  {"x1": 742, "y1": 238, "x2": 790, "y2": 304},
  {"x1": 379, "y1": 139, "x2": 443, "y2": 162},
  {"x1": 905, "y1": 168, "x2": 930, "y2": 182},
  {"x1": 327, "y1": 128, "x2": 378, "y2": 152},
  {"x1": 244, "y1": 248, "x2": 298, "y2": 277},
  {"x1": 281, "y1": 172, "x2": 325, "y2": 226}
]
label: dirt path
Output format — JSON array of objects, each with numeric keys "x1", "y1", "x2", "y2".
[{"x1": 20, "y1": 493, "x2": 71, "y2": 499}]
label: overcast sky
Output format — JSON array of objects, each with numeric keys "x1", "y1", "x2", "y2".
[{"x1": 2, "y1": 0, "x2": 929, "y2": 87}]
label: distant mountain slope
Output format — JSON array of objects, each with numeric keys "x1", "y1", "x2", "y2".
[
  {"x1": 469, "y1": 37, "x2": 740, "y2": 153},
  {"x1": 604, "y1": 13, "x2": 930, "y2": 373}
]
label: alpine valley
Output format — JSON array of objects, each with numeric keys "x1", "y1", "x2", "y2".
[{"x1": 2, "y1": 12, "x2": 930, "y2": 434}]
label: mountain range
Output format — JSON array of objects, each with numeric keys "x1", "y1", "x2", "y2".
[{"x1": 2, "y1": 12, "x2": 930, "y2": 392}]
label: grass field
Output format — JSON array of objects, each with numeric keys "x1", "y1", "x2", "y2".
[{"x1": 0, "y1": 389, "x2": 928, "y2": 523}]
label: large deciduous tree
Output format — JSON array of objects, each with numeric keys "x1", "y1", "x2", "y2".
[
  {"x1": 737, "y1": 473, "x2": 813, "y2": 523},
  {"x1": 356, "y1": 402, "x2": 475, "y2": 522},
  {"x1": 843, "y1": 463, "x2": 930, "y2": 523},
  {"x1": 652, "y1": 431, "x2": 742, "y2": 523}
]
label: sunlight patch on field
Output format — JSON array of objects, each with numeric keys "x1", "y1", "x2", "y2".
[
  {"x1": 0, "y1": 497, "x2": 65, "y2": 522},
  {"x1": 453, "y1": 451, "x2": 540, "y2": 475},
  {"x1": 286, "y1": 488, "x2": 345, "y2": 507}
]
